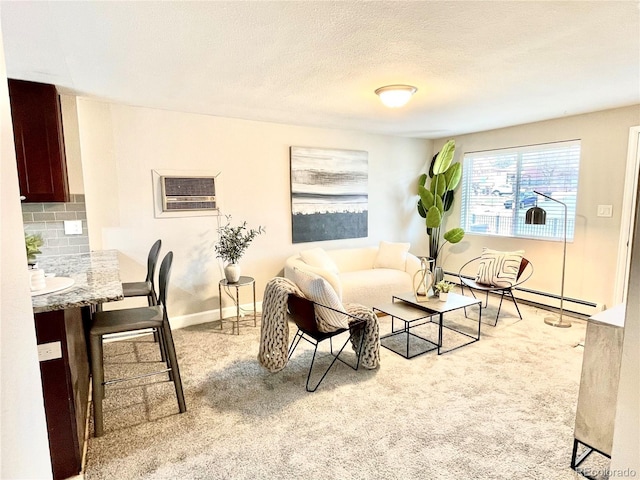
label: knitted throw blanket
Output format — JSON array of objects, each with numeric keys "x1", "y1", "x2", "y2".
[
  {"x1": 258, "y1": 277, "x2": 380, "y2": 373},
  {"x1": 257, "y1": 277, "x2": 301, "y2": 373},
  {"x1": 343, "y1": 302, "x2": 380, "y2": 371}
]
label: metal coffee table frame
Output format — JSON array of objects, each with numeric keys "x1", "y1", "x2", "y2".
[
  {"x1": 375, "y1": 292, "x2": 482, "y2": 358},
  {"x1": 374, "y1": 301, "x2": 437, "y2": 358}
]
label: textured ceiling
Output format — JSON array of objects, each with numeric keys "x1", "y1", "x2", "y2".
[{"x1": 1, "y1": 1, "x2": 639, "y2": 138}]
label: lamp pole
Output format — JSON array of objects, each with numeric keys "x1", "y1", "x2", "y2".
[{"x1": 533, "y1": 190, "x2": 571, "y2": 327}]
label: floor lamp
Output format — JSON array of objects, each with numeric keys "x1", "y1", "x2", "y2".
[{"x1": 525, "y1": 190, "x2": 572, "y2": 328}]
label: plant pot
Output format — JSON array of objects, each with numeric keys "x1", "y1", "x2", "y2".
[
  {"x1": 438, "y1": 292, "x2": 449, "y2": 302},
  {"x1": 224, "y1": 263, "x2": 241, "y2": 283}
]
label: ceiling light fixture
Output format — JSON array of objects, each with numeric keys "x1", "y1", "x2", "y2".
[{"x1": 375, "y1": 84, "x2": 417, "y2": 108}]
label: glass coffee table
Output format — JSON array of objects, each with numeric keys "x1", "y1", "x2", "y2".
[{"x1": 374, "y1": 292, "x2": 482, "y2": 358}]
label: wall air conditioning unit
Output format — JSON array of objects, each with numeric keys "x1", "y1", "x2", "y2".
[{"x1": 160, "y1": 176, "x2": 217, "y2": 212}]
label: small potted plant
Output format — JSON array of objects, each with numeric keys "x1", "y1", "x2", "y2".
[
  {"x1": 215, "y1": 215, "x2": 265, "y2": 283},
  {"x1": 25, "y1": 233, "x2": 44, "y2": 268},
  {"x1": 434, "y1": 280, "x2": 454, "y2": 301}
]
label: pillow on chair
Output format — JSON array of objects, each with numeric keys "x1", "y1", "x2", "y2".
[
  {"x1": 291, "y1": 267, "x2": 349, "y2": 332},
  {"x1": 299, "y1": 248, "x2": 340, "y2": 275},
  {"x1": 373, "y1": 241, "x2": 410, "y2": 270},
  {"x1": 475, "y1": 248, "x2": 525, "y2": 288}
]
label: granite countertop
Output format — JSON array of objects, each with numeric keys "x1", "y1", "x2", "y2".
[{"x1": 32, "y1": 250, "x2": 123, "y2": 313}]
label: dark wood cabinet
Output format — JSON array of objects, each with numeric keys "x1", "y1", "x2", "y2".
[
  {"x1": 8, "y1": 79, "x2": 69, "y2": 203},
  {"x1": 35, "y1": 307, "x2": 91, "y2": 480}
]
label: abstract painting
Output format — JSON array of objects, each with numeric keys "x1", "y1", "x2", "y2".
[{"x1": 290, "y1": 146, "x2": 368, "y2": 243}]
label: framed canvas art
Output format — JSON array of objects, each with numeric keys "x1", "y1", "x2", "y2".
[{"x1": 290, "y1": 146, "x2": 368, "y2": 243}]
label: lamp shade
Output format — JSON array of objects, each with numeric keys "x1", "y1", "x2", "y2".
[
  {"x1": 525, "y1": 206, "x2": 547, "y2": 225},
  {"x1": 374, "y1": 85, "x2": 417, "y2": 108}
]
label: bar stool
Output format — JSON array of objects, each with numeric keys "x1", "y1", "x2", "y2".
[
  {"x1": 122, "y1": 239, "x2": 162, "y2": 306},
  {"x1": 89, "y1": 251, "x2": 186, "y2": 436}
]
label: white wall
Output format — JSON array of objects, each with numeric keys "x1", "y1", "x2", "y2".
[
  {"x1": 73, "y1": 99, "x2": 640, "y2": 317},
  {"x1": 0, "y1": 23, "x2": 53, "y2": 480},
  {"x1": 610, "y1": 131, "x2": 640, "y2": 473},
  {"x1": 425, "y1": 105, "x2": 640, "y2": 314},
  {"x1": 75, "y1": 98, "x2": 431, "y2": 317}
]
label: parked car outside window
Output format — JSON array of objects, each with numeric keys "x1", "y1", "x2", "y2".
[
  {"x1": 491, "y1": 184, "x2": 513, "y2": 196},
  {"x1": 504, "y1": 191, "x2": 537, "y2": 209}
]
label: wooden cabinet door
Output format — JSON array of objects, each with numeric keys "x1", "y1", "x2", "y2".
[
  {"x1": 8, "y1": 79, "x2": 69, "y2": 203},
  {"x1": 35, "y1": 307, "x2": 90, "y2": 479}
]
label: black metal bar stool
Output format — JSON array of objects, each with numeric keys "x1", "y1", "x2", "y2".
[
  {"x1": 89, "y1": 251, "x2": 186, "y2": 436},
  {"x1": 122, "y1": 239, "x2": 162, "y2": 306}
]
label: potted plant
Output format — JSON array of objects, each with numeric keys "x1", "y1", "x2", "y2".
[
  {"x1": 434, "y1": 280, "x2": 454, "y2": 301},
  {"x1": 25, "y1": 233, "x2": 44, "y2": 267},
  {"x1": 416, "y1": 139, "x2": 465, "y2": 282},
  {"x1": 215, "y1": 216, "x2": 265, "y2": 283}
]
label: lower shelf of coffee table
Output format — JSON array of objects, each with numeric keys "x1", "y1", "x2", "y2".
[{"x1": 380, "y1": 329, "x2": 438, "y2": 359}]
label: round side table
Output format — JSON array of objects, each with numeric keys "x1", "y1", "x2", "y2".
[{"x1": 218, "y1": 276, "x2": 256, "y2": 335}]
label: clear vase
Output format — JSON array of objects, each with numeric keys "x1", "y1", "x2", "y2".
[
  {"x1": 433, "y1": 266, "x2": 444, "y2": 284},
  {"x1": 413, "y1": 257, "x2": 434, "y2": 298}
]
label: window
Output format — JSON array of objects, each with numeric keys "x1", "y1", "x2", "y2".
[{"x1": 460, "y1": 140, "x2": 581, "y2": 241}]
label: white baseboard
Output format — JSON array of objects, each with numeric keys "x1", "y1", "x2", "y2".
[{"x1": 169, "y1": 301, "x2": 263, "y2": 330}]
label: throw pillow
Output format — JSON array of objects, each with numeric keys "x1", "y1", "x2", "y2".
[
  {"x1": 373, "y1": 241, "x2": 410, "y2": 270},
  {"x1": 299, "y1": 248, "x2": 340, "y2": 275},
  {"x1": 291, "y1": 267, "x2": 349, "y2": 332},
  {"x1": 475, "y1": 248, "x2": 525, "y2": 288}
]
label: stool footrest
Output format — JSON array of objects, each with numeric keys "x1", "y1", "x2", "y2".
[{"x1": 103, "y1": 367, "x2": 171, "y2": 386}]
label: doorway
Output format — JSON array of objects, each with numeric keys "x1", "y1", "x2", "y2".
[{"x1": 614, "y1": 126, "x2": 640, "y2": 304}]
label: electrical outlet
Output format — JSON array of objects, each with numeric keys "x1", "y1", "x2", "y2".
[
  {"x1": 64, "y1": 220, "x2": 83, "y2": 235},
  {"x1": 37, "y1": 341, "x2": 62, "y2": 362},
  {"x1": 597, "y1": 205, "x2": 613, "y2": 217}
]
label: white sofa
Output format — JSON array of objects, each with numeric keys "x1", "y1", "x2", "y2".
[{"x1": 284, "y1": 243, "x2": 421, "y2": 307}]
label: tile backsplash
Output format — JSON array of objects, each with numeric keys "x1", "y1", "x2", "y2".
[{"x1": 22, "y1": 194, "x2": 90, "y2": 257}]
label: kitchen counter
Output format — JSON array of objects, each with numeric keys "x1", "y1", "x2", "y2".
[
  {"x1": 32, "y1": 250, "x2": 123, "y2": 479},
  {"x1": 32, "y1": 250, "x2": 123, "y2": 313}
]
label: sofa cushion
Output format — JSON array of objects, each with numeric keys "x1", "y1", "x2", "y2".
[
  {"x1": 285, "y1": 244, "x2": 421, "y2": 308},
  {"x1": 299, "y1": 247, "x2": 340, "y2": 275},
  {"x1": 324, "y1": 246, "x2": 378, "y2": 273},
  {"x1": 340, "y1": 269, "x2": 413, "y2": 307},
  {"x1": 475, "y1": 248, "x2": 525, "y2": 288},
  {"x1": 373, "y1": 241, "x2": 410, "y2": 270},
  {"x1": 291, "y1": 268, "x2": 349, "y2": 332}
]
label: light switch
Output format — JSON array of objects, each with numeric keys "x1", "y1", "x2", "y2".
[
  {"x1": 37, "y1": 341, "x2": 62, "y2": 362},
  {"x1": 64, "y1": 220, "x2": 83, "y2": 235},
  {"x1": 597, "y1": 205, "x2": 613, "y2": 217}
]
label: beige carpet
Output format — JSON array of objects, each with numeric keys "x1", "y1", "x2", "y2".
[{"x1": 84, "y1": 295, "x2": 610, "y2": 480}]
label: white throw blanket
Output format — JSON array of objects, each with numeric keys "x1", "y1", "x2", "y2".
[{"x1": 258, "y1": 277, "x2": 380, "y2": 373}]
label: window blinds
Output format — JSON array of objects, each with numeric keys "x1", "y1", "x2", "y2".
[{"x1": 460, "y1": 140, "x2": 581, "y2": 240}]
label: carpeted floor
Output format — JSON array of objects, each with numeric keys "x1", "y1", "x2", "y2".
[{"x1": 83, "y1": 295, "x2": 610, "y2": 480}]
